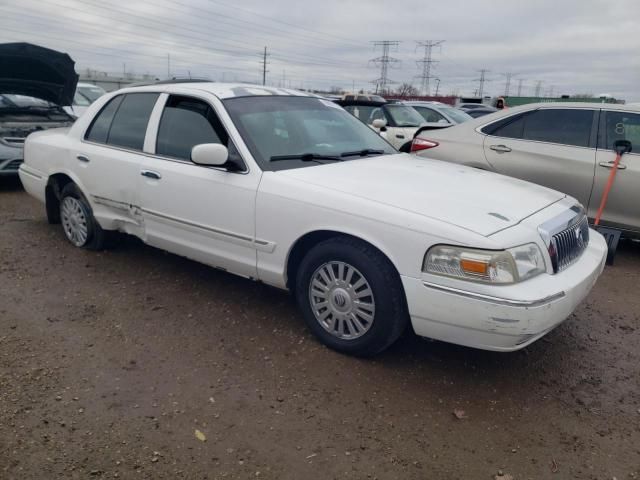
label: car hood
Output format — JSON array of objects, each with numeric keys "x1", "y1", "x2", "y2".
[
  {"x1": 0, "y1": 43, "x2": 79, "y2": 106},
  {"x1": 277, "y1": 154, "x2": 565, "y2": 237}
]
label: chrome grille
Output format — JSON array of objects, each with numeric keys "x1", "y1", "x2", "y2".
[
  {"x1": 538, "y1": 205, "x2": 590, "y2": 274},
  {"x1": 550, "y1": 215, "x2": 590, "y2": 273}
]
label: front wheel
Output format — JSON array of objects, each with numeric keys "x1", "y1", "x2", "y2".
[{"x1": 295, "y1": 237, "x2": 409, "y2": 356}]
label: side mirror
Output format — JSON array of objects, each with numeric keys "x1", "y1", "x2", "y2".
[
  {"x1": 614, "y1": 139, "x2": 632, "y2": 155},
  {"x1": 191, "y1": 143, "x2": 229, "y2": 166},
  {"x1": 372, "y1": 119, "x2": 387, "y2": 129}
]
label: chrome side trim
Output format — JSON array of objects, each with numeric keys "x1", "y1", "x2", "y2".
[
  {"x1": 141, "y1": 207, "x2": 276, "y2": 252},
  {"x1": 423, "y1": 281, "x2": 566, "y2": 307},
  {"x1": 91, "y1": 195, "x2": 131, "y2": 212},
  {"x1": 18, "y1": 165, "x2": 42, "y2": 180}
]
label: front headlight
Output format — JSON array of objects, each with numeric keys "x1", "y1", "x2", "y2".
[{"x1": 423, "y1": 243, "x2": 546, "y2": 284}]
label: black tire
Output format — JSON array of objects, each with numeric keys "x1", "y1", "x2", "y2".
[
  {"x1": 59, "y1": 183, "x2": 106, "y2": 250},
  {"x1": 295, "y1": 236, "x2": 409, "y2": 356}
]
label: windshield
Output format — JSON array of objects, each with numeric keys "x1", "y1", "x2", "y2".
[
  {"x1": 385, "y1": 105, "x2": 425, "y2": 127},
  {"x1": 224, "y1": 96, "x2": 396, "y2": 171},
  {"x1": 0, "y1": 94, "x2": 54, "y2": 109},
  {"x1": 441, "y1": 107, "x2": 472, "y2": 123},
  {"x1": 77, "y1": 85, "x2": 107, "y2": 103}
]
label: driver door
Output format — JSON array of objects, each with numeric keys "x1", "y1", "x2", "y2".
[{"x1": 137, "y1": 92, "x2": 261, "y2": 278}]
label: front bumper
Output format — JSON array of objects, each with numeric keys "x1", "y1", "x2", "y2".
[
  {"x1": 0, "y1": 157, "x2": 22, "y2": 176},
  {"x1": 401, "y1": 230, "x2": 607, "y2": 351}
]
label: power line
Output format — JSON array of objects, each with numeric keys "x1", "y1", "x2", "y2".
[
  {"x1": 415, "y1": 40, "x2": 444, "y2": 96},
  {"x1": 369, "y1": 41, "x2": 401, "y2": 94}
]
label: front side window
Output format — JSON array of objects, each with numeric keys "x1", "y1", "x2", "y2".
[
  {"x1": 384, "y1": 105, "x2": 425, "y2": 127},
  {"x1": 441, "y1": 107, "x2": 472, "y2": 123},
  {"x1": 224, "y1": 96, "x2": 396, "y2": 171},
  {"x1": 414, "y1": 106, "x2": 447, "y2": 123},
  {"x1": 601, "y1": 111, "x2": 640, "y2": 153},
  {"x1": 156, "y1": 95, "x2": 227, "y2": 160},
  {"x1": 344, "y1": 105, "x2": 386, "y2": 124}
]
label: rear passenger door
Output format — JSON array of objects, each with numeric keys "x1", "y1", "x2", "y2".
[
  {"x1": 78, "y1": 92, "x2": 159, "y2": 234},
  {"x1": 590, "y1": 110, "x2": 640, "y2": 232},
  {"x1": 137, "y1": 93, "x2": 261, "y2": 279},
  {"x1": 482, "y1": 108, "x2": 597, "y2": 207}
]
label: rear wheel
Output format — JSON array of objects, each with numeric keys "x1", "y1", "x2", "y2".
[
  {"x1": 295, "y1": 237, "x2": 408, "y2": 356},
  {"x1": 59, "y1": 183, "x2": 106, "y2": 250}
]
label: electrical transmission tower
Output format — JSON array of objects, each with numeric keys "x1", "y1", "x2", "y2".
[
  {"x1": 476, "y1": 69, "x2": 490, "y2": 98},
  {"x1": 502, "y1": 72, "x2": 514, "y2": 96},
  {"x1": 259, "y1": 46, "x2": 270, "y2": 86},
  {"x1": 369, "y1": 41, "x2": 401, "y2": 94},
  {"x1": 517, "y1": 78, "x2": 525, "y2": 96},
  {"x1": 534, "y1": 80, "x2": 543, "y2": 97},
  {"x1": 415, "y1": 40, "x2": 444, "y2": 96}
]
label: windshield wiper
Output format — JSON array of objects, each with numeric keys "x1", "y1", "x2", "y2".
[
  {"x1": 340, "y1": 148, "x2": 386, "y2": 158},
  {"x1": 270, "y1": 153, "x2": 343, "y2": 162}
]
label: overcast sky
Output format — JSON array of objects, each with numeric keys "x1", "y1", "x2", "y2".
[{"x1": 2, "y1": 0, "x2": 639, "y2": 101}]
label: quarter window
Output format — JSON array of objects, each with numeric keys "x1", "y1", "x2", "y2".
[
  {"x1": 601, "y1": 111, "x2": 640, "y2": 153},
  {"x1": 156, "y1": 95, "x2": 230, "y2": 161}
]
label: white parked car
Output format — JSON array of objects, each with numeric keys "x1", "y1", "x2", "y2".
[
  {"x1": 402, "y1": 101, "x2": 473, "y2": 126},
  {"x1": 64, "y1": 82, "x2": 108, "y2": 118},
  {"x1": 20, "y1": 83, "x2": 607, "y2": 355}
]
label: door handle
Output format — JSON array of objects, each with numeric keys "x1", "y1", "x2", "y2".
[
  {"x1": 140, "y1": 170, "x2": 162, "y2": 180},
  {"x1": 76, "y1": 154, "x2": 90, "y2": 163},
  {"x1": 599, "y1": 161, "x2": 627, "y2": 170},
  {"x1": 489, "y1": 144, "x2": 512, "y2": 153}
]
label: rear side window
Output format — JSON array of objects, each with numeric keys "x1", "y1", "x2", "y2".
[
  {"x1": 107, "y1": 93, "x2": 159, "y2": 150},
  {"x1": 482, "y1": 109, "x2": 593, "y2": 147},
  {"x1": 600, "y1": 111, "x2": 640, "y2": 153},
  {"x1": 156, "y1": 95, "x2": 229, "y2": 160},
  {"x1": 522, "y1": 109, "x2": 593, "y2": 147},
  {"x1": 85, "y1": 95, "x2": 124, "y2": 143}
]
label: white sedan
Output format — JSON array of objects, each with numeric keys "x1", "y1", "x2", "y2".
[{"x1": 19, "y1": 83, "x2": 607, "y2": 356}]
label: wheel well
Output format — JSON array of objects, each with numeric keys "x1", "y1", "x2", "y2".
[
  {"x1": 45, "y1": 173, "x2": 74, "y2": 224},
  {"x1": 285, "y1": 230, "x2": 401, "y2": 292}
]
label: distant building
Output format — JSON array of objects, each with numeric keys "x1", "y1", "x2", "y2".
[{"x1": 79, "y1": 69, "x2": 159, "y2": 92}]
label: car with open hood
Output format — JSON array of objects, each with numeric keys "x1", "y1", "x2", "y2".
[
  {"x1": 19, "y1": 82, "x2": 607, "y2": 356},
  {"x1": 0, "y1": 42, "x2": 77, "y2": 176}
]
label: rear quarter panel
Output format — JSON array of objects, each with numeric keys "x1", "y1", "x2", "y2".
[{"x1": 415, "y1": 124, "x2": 492, "y2": 169}]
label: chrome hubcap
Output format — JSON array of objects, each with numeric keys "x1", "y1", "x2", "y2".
[
  {"x1": 308, "y1": 261, "x2": 376, "y2": 340},
  {"x1": 61, "y1": 197, "x2": 88, "y2": 247}
]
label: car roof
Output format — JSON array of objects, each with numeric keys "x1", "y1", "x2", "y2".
[
  {"x1": 119, "y1": 82, "x2": 317, "y2": 100},
  {"x1": 504, "y1": 101, "x2": 637, "y2": 112}
]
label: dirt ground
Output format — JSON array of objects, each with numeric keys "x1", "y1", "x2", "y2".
[{"x1": 1, "y1": 176, "x2": 639, "y2": 480}]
